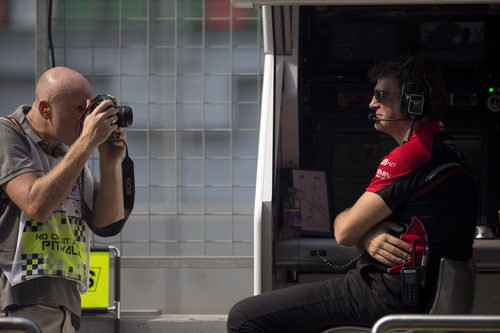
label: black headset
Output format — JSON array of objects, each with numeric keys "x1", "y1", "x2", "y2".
[{"x1": 399, "y1": 58, "x2": 433, "y2": 119}]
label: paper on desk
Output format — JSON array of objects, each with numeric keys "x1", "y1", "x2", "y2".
[{"x1": 292, "y1": 170, "x2": 330, "y2": 234}]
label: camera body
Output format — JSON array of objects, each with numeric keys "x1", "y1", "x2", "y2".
[{"x1": 88, "y1": 94, "x2": 133, "y2": 142}]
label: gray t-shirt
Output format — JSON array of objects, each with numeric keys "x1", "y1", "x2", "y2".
[{"x1": 0, "y1": 106, "x2": 82, "y2": 315}]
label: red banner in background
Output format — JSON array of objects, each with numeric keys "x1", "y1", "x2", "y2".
[
  {"x1": 0, "y1": 0, "x2": 7, "y2": 29},
  {"x1": 206, "y1": 0, "x2": 251, "y2": 31}
]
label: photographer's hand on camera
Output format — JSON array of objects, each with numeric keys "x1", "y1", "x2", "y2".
[{"x1": 80, "y1": 99, "x2": 119, "y2": 149}]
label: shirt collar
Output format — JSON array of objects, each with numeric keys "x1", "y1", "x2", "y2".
[{"x1": 410, "y1": 121, "x2": 445, "y2": 141}]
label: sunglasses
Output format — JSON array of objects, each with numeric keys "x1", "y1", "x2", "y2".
[{"x1": 374, "y1": 89, "x2": 390, "y2": 103}]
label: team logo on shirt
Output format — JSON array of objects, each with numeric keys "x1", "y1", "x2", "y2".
[
  {"x1": 380, "y1": 158, "x2": 397, "y2": 167},
  {"x1": 376, "y1": 168, "x2": 392, "y2": 179},
  {"x1": 376, "y1": 159, "x2": 396, "y2": 179}
]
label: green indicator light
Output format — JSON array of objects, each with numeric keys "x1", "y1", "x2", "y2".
[{"x1": 489, "y1": 88, "x2": 494, "y2": 93}]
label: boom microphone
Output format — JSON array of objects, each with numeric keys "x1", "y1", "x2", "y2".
[{"x1": 368, "y1": 113, "x2": 409, "y2": 122}]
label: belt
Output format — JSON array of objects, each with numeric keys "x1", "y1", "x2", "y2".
[{"x1": 5, "y1": 304, "x2": 35, "y2": 315}]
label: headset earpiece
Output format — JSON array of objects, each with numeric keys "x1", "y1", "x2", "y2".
[
  {"x1": 399, "y1": 57, "x2": 433, "y2": 119},
  {"x1": 401, "y1": 81, "x2": 425, "y2": 118}
]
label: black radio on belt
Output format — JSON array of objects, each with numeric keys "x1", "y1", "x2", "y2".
[{"x1": 401, "y1": 240, "x2": 424, "y2": 307}]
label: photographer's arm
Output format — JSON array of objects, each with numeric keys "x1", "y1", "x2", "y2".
[
  {"x1": 92, "y1": 129, "x2": 126, "y2": 228},
  {"x1": 3, "y1": 140, "x2": 94, "y2": 221}
]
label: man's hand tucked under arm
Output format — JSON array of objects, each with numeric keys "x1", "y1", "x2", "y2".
[{"x1": 359, "y1": 221, "x2": 412, "y2": 266}]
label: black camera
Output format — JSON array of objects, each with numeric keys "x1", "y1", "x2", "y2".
[{"x1": 88, "y1": 94, "x2": 133, "y2": 142}]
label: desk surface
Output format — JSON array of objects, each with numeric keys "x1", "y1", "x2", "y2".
[{"x1": 273, "y1": 238, "x2": 500, "y2": 272}]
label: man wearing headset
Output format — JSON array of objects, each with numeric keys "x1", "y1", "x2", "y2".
[
  {"x1": 0, "y1": 67, "x2": 128, "y2": 332},
  {"x1": 227, "y1": 56, "x2": 478, "y2": 332}
]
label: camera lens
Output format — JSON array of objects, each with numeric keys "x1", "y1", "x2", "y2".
[{"x1": 116, "y1": 106, "x2": 133, "y2": 128}]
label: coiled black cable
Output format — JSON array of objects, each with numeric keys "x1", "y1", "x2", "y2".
[{"x1": 317, "y1": 253, "x2": 361, "y2": 274}]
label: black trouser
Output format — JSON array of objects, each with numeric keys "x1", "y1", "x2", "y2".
[{"x1": 227, "y1": 267, "x2": 420, "y2": 333}]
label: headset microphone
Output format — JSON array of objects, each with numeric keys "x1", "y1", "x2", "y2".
[{"x1": 368, "y1": 113, "x2": 409, "y2": 122}]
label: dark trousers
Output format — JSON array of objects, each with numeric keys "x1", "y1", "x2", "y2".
[{"x1": 227, "y1": 267, "x2": 419, "y2": 333}]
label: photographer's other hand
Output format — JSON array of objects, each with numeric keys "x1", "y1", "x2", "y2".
[
  {"x1": 80, "y1": 99, "x2": 118, "y2": 148},
  {"x1": 359, "y1": 221, "x2": 411, "y2": 266},
  {"x1": 98, "y1": 127, "x2": 127, "y2": 163}
]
